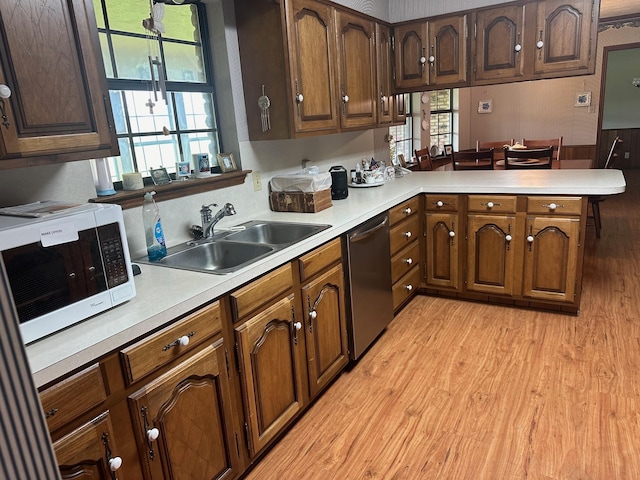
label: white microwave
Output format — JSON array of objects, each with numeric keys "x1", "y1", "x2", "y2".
[{"x1": 0, "y1": 202, "x2": 136, "y2": 344}]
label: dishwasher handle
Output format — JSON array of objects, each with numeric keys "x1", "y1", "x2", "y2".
[{"x1": 349, "y1": 216, "x2": 389, "y2": 243}]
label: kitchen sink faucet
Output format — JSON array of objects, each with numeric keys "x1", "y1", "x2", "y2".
[{"x1": 200, "y1": 202, "x2": 237, "y2": 238}]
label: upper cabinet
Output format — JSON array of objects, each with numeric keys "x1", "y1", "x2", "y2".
[
  {"x1": 0, "y1": 0, "x2": 118, "y2": 170},
  {"x1": 237, "y1": 0, "x2": 390, "y2": 140},
  {"x1": 472, "y1": 0, "x2": 598, "y2": 85},
  {"x1": 394, "y1": 21, "x2": 429, "y2": 90},
  {"x1": 376, "y1": 23, "x2": 394, "y2": 126}
]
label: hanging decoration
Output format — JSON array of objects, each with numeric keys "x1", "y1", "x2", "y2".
[{"x1": 258, "y1": 85, "x2": 271, "y2": 132}]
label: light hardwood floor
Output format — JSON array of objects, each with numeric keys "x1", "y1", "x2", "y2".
[{"x1": 243, "y1": 170, "x2": 640, "y2": 480}]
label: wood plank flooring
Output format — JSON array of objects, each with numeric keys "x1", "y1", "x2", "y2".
[{"x1": 243, "y1": 170, "x2": 640, "y2": 480}]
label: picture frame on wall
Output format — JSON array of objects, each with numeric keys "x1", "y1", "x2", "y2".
[
  {"x1": 217, "y1": 153, "x2": 237, "y2": 172},
  {"x1": 575, "y1": 91, "x2": 591, "y2": 107}
]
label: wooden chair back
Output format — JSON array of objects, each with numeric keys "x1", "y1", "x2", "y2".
[
  {"x1": 503, "y1": 146, "x2": 553, "y2": 169},
  {"x1": 522, "y1": 137, "x2": 563, "y2": 163},
  {"x1": 414, "y1": 148, "x2": 433, "y2": 171},
  {"x1": 452, "y1": 148, "x2": 495, "y2": 170},
  {"x1": 477, "y1": 140, "x2": 514, "y2": 162}
]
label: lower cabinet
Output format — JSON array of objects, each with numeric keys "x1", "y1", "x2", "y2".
[
  {"x1": 128, "y1": 339, "x2": 239, "y2": 480},
  {"x1": 389, "y1": 196, "x2": 421, "y2": 311},
  {"x1": 53, "y1": 411, "x2": 123, "y2": 480},
  {"x1": 424, "y1": 195, "x2": 461, "y2": 291}
]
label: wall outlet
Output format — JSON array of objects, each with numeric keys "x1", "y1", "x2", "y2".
[
  {"x1": 624, "y1": 152, "x2": 630, "y2": 159},
  {"x1": 252, "y1": 171, "x2": 262, "y2": 191}
]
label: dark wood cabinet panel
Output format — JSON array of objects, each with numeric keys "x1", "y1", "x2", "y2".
[
  {"x1": 394, "y1": 21, "x2": 429, "y2": 89},
  {"x1": 428, "y1": 14, "x2": 469, "y2": 86},
  {"x1": 425, "y1": 212, "x2": 460, "y2": 290},
  {"x1": 376, "y1": 23, "x2": 394, "y2": 125}
]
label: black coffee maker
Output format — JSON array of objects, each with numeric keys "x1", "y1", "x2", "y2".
[{"x1": 329, "y1": 166, "x2": 348, "y2": 200}]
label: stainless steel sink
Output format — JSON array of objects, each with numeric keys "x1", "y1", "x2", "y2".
[
  {"x1": 225, "y1": 221, "x2": 331, "y2": 246},
  {"x1": 156, "y1": 241, "x2": 274, "y2": 274},
  {"x1": 136, "y1": 220, "x2": 331, "y2": 274}
]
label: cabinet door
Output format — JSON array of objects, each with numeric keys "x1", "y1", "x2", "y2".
[
  {"x1": 285, "y1": 0, "x2": 338, "y2": 134},
  {"x1": 235, "y1": 294, "x2": 305, "y2": 458},
  {"x1": 302, "y1": 264, "x2": 348, "y2": 399},
  {"x1": 474, "y1": 4, "x2": 529, "y2": 82},
  {"x1": 376, "y1": 23, "x2": 394, "y2": 126},
  {"x1": 0, "y1": 0, "x2": 117, "y2": 167},
  {"x1": 533, "y1": 0, "x2": 596, "y2": 75},
  {"x1": 394, "y1": 21, "x2": 429, "y2": 89},
  {"x1": 128, "y1": 341, "x2": 239, "y2": 480},
  {"x1": 425, "y1": 213, "x2": 460, "y2": 290},
  {"x1": 336, "y1": 10, "x2": 377, "y2": 129},
  {"x1": 466, "y1": 214, "x2": 516, "y2": 296},
  {"x1": 53, "y1": 411, "x2": 123, "y2": 480},
  {"x1": 523, "y1": 216, "x2": 580, "y2": 302},
  {"x1": 393, "y1": 93, "x2": 407, "y2": 124},
  {"x1": 428, "y1": 14, "x2": 468, "y2": 86}
]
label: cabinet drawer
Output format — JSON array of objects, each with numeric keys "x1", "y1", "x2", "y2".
[
  {"x1": 392, "y1": 266, "x2": 421, "y2": 310},
  {"x1": 526, "y1": 196, "x2": 583, "y2": 215},
  {"x1": 230, "y1": 263, "x2": 292, "y2": 321},
  {"x1": 390, "y1": 215, "x2": 421, "y2": 255},
  {"x1": 424, "y1": 194, "x2": 459, "y2": 212},
  {"x1": 298, "y1": 238, "x2": 342, "y2": 282},
  {"x1": 389, "y1": 196, "x2": 420, "y2": 225},
  {"x1": 121, "y1": 302, "x2": 222, "y2": 385},
  {"x1": 40, "y1": 364, "x2": 107, "y2": 433},
  {"x1": 468, "y1": 195, "x2": 517, "y2": 213},
  {"x1": 391, "y1": 240, "x2": 420, "y2": 283}
]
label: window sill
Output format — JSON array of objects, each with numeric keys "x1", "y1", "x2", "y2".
[{"x1": 89, "y1": 170, "x2": 252, "y2": 210}]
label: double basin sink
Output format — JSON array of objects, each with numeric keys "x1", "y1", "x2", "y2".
[{"x1": 139, "y1": 220, "x2": 331, "y2": 274}]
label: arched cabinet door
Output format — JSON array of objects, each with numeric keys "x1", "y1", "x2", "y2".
[
  {"x1": 394, "y1": 21, "x2": 429, "y2": 89},
  {"x1": 128, "y1": 340, "x2": 239, "y2": 480},
  {"x1": 235, "y1": 294, "x2": 306, "y2": 458},
  {"x1": 523, "y1": 216, "x2": 580, "y2": 302},
  {"x1": 425, "y1": 213, "x2": 460, "y2": 290},
  {"x1": 428, "y1": 14, "x2": 469, "y2": 86},
  {"x1": 466, "y1": 215, "x2": 516, "y2": 296}
]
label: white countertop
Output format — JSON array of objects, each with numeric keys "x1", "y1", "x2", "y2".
[{"x1": 26, "y1": 169, "x2": 626, "y2": 387}]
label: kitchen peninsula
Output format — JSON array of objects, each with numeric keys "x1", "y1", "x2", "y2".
[{"x1": 29, "y1": 169, "x2": 625, "y2": 480}]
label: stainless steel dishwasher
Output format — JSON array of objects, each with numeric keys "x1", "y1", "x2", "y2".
[{"x1": 345, "y1": 212, "x2": 394, "y2": 360}]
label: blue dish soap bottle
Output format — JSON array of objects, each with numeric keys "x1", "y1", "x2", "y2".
[{"x1": 142, "y1": 191, "x2": 167, "y2": 261}]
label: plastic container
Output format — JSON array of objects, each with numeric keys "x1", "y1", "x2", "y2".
[{"x1": 142, "y1": 191, "x2": 167, "y2": 261}]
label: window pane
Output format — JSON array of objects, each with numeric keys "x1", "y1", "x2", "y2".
[
  {"x1": 133, "y1": 135, "x2": 181, "y2": 176},
  {"x1": 162, "y1": 5, "x2": 201, "y2": 43},
  {"x1": 175, "y1": 92, "x2": 216, "y2": 130},
  {"x1": 104, "y1": 0, "x2": 150, "y2": 34},
  {"x1": 111, "y1": 35, "x2": 153, "y2": 80},
  {"x1": 109, "y1": 91, "x2": 128, "y2": 134},
  {"x1": 180, "y1": 132, "x2": 219, "y2": 166},
  {"x1": 430, "y1": 90, "x2": 451, "y2": 111},
  {"x1": 124, "y1": 91, "x2": 175, "y2": 134},
  {"x1": 93, "y1": 0, "x2": 105, "y2": 29},
  {"x1": 163, "y1": 42, "x2": 206, "y2": 83},
  {"x1": 98, "y1": 33, "x2": 113, "y2": 78},
  {"x1": 107, "y1": 139, "x2": 134, "y2": 180}
]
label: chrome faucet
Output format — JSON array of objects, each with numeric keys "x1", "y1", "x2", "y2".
[{"x1": 200, "y1": 202, "x2": 237, "y2": 238}]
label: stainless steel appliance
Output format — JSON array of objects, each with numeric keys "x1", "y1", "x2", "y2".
[
  {"x1": 0, "y1": 202, "x2": 136, "y2": 344},
  {"x1": 345, "y1": 213, "x2": 393, "y2": 360}
]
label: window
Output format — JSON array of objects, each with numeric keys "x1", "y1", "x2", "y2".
[
  {"x1": 429, "y1": 89, "x2": 453, "y2": 155},
  {"x1": 389, "y1": 94, "x2": 413, "y2": 163},
  {"x1": 94, "y1": 0, "x2": 221, "y2": 182}
]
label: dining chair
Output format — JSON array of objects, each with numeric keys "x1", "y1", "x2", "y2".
[
  {"x1": 414, "y1": 147, "x2": 433, "y2": 171},
  {"x1": 503, "y1": 146, "x2": 553, "y2": 169},
  {"x1": 452, "y1": 148, "x2": 495, "y2": 170},
  {"x1": 522, "y1": 137, "x2": 563, "y2": 164},
  {"x1": 477, "y1": 139, "x2": 514, "y2": 163},
  {"x1": 588, "y1": 136, "x2": 622, "y2": 238}
]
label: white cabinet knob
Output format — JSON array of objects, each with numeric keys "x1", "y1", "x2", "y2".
[
  {"x1": 420, "y1": 56, "x2": 426, "y2": 65},
  {"x1": 403, "y1": 207, "x2": 412, "y2": 215},
  {"x1": 404, "y1": 258, "x2": 413, "y2": 265},
  {"x1": 0, "y1": 84, "x2": 11, "y2": 99},
  {"x1": 178, "y1": 335, "x2": 190, "y2": 347},
  {"x1": 549, "y1": 203, "x2": 557, "y2": 210},
  {"x1": 449, "y1": 231, "x2": 455, "y2": 238},
  {"x1": 514, "y1": 44, "x2": 522, "y2": 52},
  {"x1": 309, "y1": 310, "x2": 317, "y2": 320},
  {"x1": 404, "y1": 231, "x2": 412, "y2": 239},
  {"x1": 293, "y1": 321, "x2": 302, "y2": 331},
  {"x1": 342, "y1": 94, "x2": 349, "y2": 103},
  {"x1": 505, "y1": 234, "x2": 512, "y2": 242},
  {"x1": 109, "y1": 457, "x2": 123, "y2": 472},
  {"x1": 405, "y1": 284, "x2": 413, "y2": 292},
  {"x1": 536, "y1": 40, "x2": 544, "y2": 49},
  {"x1": 487, "y1": 201, "x2": 494, "y2": 208},
  {"x1": 147, "y1": 427, "x2": 160, "y2": 442},
  {"x1": 436, "y1": 200, "x2": 444, "y2": 207},
  {"x1": 296, "y1": 93, "x2": 304, "y2": 103},
  {"x1": 527, "y1": 235, "x2": 534, "y2": 243},
  {"x1": 428, "y1": 55, "x2": 435, "y2": 64}
]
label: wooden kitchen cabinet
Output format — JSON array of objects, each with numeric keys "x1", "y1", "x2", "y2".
[
  {"x1": 390, "y1": 196, "x2": 421, "y2": 311},
  {"x1": 0, "y1": 0, "x2": 118, "y2": 169},
  {"x1": 376, "y1": 23, "x2": 394, "y2": 126},
  {"x1": 128, "y1": 339, "x2": 239, "y2": 480},
  {"x1": 424, "y1": 195, "x2": 461, "y2": 292},
  {"x1": 427, "y1": 14, "x2": 469, "y2": 87},
  {"x1": 394, "y1": 21, "x2": 429, "y2": 90},
  {"x1": 53, "y1": 411, "x2": 124, "y2": 480},
  {"x1": 299, "y1": 248, "x2": 348, "y2": 399}
]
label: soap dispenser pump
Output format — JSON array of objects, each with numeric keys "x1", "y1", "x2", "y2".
[{"x1": 142, "y1": 191, "x2": 167, "y2": 261}]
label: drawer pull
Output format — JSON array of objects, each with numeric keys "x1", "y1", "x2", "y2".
[
  {"x1": 449, "y1": 230, "x2": 455, "y2": 238},
  {"x1": 404, "y1": 258, "x2": 413, "y2": 265},
  {"x1": 482, "y1": 201, "x2": 501, "y2": 208},
  {"x1": 309, "y1": 310, "x2": 317, "y2": 320},
  {"x1": 102, "y1": 432, "x2": 122, "y2": 475},
  {"x1": 505, "y1": 234, "x2": 512, "y2": 242},
  {"x1": 45, "y1": 408, "x2": 59, "y2": 418},
  {"x1": 109, "y1": 456, "x2": 123, "y2": 472},
  {"x1": 162, "y1": 331, "x2": 195, "y2": 351},
  {"x1": 403, "y1": 207, "x2": 412, "y2": 215},
  {"x1": 141, "y1": 406, "x2": 157, "y2": 460},
  {"x1": 542, "y1": 202, "x2": 562, "y2": 210},
  {"x1": 147, "y1": 427, "x2": 160, "y2": 442},
  {"x1": 403, "y1": 231, "x2": 412, "y2": 239},
  {"x1": 405, "y1": 284, "x2": 413, "y2": 292}
]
